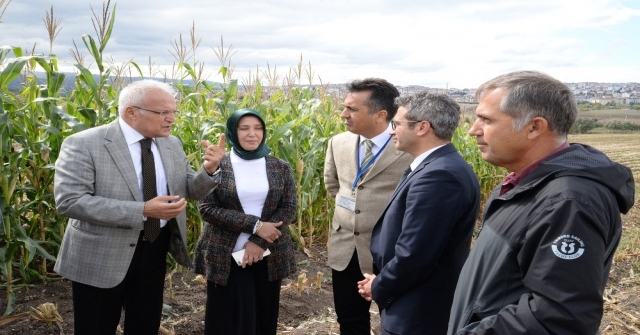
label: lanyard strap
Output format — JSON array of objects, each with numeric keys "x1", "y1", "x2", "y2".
[{"x1": 351, "y1": 136, "x2": 391, "y2": 193}]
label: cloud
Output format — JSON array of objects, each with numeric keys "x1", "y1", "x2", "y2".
[{"x1": 1, "y1": 0, "x2": 639, "y2": 88}]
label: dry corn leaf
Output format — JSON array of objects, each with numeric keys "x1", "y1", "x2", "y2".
[
  {"x1": 29, "y1": 302, "x2": 63, "y2": 323},
  {"x1": 296, "y1": 272, "x2": 307, "y2": 297},
  {"x1": 159, "y1": 325, "x2": 174, "y2": 335},
  {"x1": 193, "y1": 274, "x2": 207, "y2": 285},
  {"x1": 0, "y1": 312, "x2": 30, "y2": 326},
  {"x1": 303, "y1": 247, "x2": 312, "y2": 258}
]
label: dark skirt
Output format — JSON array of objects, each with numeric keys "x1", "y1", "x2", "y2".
[{"x1": 205, "y1": 256, "x2": 282, "y2": 335}]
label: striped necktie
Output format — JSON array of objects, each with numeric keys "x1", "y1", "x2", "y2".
[
  {"x1": 359, "y1": 139, "x2": 374, "y2": 181},
  {"x1": 361, "y1": 139, "x2": 374, "y2": 170}
]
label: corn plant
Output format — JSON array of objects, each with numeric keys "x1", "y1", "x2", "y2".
[
  {"x1": 452, "y1": 122, "x2": 506, "y2": 201},
  {"x1": 0, "y1": 0, "x2": 503, "y2": 318},
  {"x1": 0, "y1": 48, "x2": 64, "y2": 316}
]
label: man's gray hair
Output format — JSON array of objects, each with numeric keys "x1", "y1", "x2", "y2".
[
  {"x1": 475, "y1": 71, "x2": 577, "y2": 136},
  {"x1": 395, "y1": 91, "x2": 460, "y2": 140},
  {"x1": 118, "y1": 80, "x2": 177, "y2": 116}
]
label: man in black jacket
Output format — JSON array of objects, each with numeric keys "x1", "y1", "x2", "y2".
[{"x1": 448, "y1": 71, "x2": 635, "y2": 335}]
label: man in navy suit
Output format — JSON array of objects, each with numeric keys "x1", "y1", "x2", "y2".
[{"x1": 358, "y1": 91, "x2": 481, "y2": 335}]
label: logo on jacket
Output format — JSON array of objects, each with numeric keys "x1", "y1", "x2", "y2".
[{"x1": 551, "y1": 235, "x2": 585, "y2": 260}]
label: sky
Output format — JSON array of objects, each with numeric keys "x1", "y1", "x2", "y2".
[{"x1": 1, "y1": 0, "x2": 640, "y2": 89}]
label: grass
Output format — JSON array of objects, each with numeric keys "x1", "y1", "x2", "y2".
[
  {"x1": 568, "y1": 133, "x2": 640, "y2": 272},
  {"x1": 615, "y1": 218, "x2": 640, "y2": 275},
  {"x1": 572, "y1": 133, "x2": 640, "y2": 334},
  {"x1": 569, "y1": 133, "x2": 640, "y2": 181},
  {"x1": 578, "y1": 109, "x2": 640, "y2": 124}
]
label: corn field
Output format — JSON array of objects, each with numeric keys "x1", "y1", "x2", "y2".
[{"x1": 0, "y1": 1, "x2": 505, "y2": 317}]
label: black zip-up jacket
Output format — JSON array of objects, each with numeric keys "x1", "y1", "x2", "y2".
[{"x1": 448, "y1": 144, "x2": 635, "y2": 335}]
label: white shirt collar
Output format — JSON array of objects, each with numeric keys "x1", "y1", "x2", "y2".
[
  {"x1": 409, "y1": 144, "x2": 447, "y2": 172},
  {"x1": 118, "y1": 117, "x2": 149, "y2": 145},
  {"x1": 359, "y1": 123, "x2": 393, "y2": 149}
]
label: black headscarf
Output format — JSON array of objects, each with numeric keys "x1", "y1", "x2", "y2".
[{"x1": 225, "y1": 108, "x2": 271, "y2": 160}]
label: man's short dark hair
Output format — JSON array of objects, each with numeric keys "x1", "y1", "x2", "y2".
[{"x1": 347, "y1": 78, "x2": 400, "y2": 122}]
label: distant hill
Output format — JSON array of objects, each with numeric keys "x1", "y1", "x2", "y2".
[
  {"x1": 8, "y1": 72, "x2": 223, "y2": 92},
  {"x1": 578, "y1": 109, "x2": 640, "y2": 125}
]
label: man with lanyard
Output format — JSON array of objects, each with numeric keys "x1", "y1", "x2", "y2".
[{"x1": 324, "y1": 78, "x2": 413, "y2": 335}]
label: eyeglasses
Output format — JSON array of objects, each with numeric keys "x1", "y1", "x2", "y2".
[
  {"x1": 133, "y1": 106, "x2": 181, "y2": 117},
  {"x1": 391, "y1": 119, "x2": 420, "y2": 130}
]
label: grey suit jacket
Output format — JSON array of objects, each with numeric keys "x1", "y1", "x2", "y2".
[
  {"x1": 324, "y1": 130, "x2": 413, "y2": 274},
  {"x1": 53, "y1": 120, "x2": 217, "y2": 288}
]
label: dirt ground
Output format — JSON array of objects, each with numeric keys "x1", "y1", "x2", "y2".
[
  {"x1": 1, "y1": 200, "x2": 639, "y2": 335},
  {"x1": 0, "y1": 244, "x2": 380, "y2": 335}
]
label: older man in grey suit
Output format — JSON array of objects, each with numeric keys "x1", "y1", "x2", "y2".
[
  {"x1": 54, "y1": 80, "x2": 226, "y2": 335},
  {"x1": 324, "y1": 78, "x2": 413, "y2": 335}
]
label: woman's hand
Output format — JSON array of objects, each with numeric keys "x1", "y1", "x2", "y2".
[
  {"x1": 242, "y1": 241, "x2": 265, "y2": 268},
  {"x1": 256, "y1": 221, "x2": 283, "y2": 243}
]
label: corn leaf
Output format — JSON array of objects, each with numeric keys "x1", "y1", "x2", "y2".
[
  {"x1": 2, "y1": 291, "x2": 15, "y2": 316},
  {"x1": 33, "y1": 56, "x2": 51, "y2": 73},
  {"x1": 74, "y1": 63, "x2": 98, "y2": 92},
  {"x1": 82, "y1": 34, "x2": 104, "y2": 73},
  {"x1": 100, "y1": 4, "x2": 117, "y2": 53},
  {"x1": 128, "y1": 60, "x2": 144, "y2": 78},
  {"x1": 53, "y1": 105, "x2": 88, "y2": 132},
  {"x1": 47, "y1": 71, "x2": 66, "y2": 96},
  {"x1": 0, "y1": 57, "x2": 27, "y2": 89},
  {"x1": 16, "y1": 237, "x2": 57, "y2": 264}
]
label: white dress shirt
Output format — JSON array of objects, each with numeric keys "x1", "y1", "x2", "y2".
[
  {"x1": 118, "y1": 117, "x2": 169, "y2": 228},
  {"x1": 409, "y1": 144, "x2": 446, "y2": 173},
  {"x1": 358, "y1": 123, "x2": 393, "y2": 166}
]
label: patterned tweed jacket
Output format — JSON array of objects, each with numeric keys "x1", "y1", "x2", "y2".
[{"x1": 194, "y1": 153, "x2": 297, "y2": 286}]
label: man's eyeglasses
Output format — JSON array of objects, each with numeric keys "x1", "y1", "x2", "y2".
[
  {"x1": 391, "y1": 120, "x2": 420, "y2": 130},
  {"x1": 133, "y1": 106, "x2": 181, "y2": 117}
]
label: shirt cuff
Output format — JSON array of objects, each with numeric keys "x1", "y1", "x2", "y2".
[
  {"x1": 207, "y1": 168, "x2": 221, "y2": 184},
  {"x1": 207, "y1": 167, "x2": 221, "y2": 177}
]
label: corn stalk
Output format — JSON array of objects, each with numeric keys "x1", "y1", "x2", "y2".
[{"x1": 0, "y1": 1, "x2": 500, "y2": 318}]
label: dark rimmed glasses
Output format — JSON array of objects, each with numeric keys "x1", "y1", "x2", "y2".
[
  {"x1": 133, "y1": 106, "x2": 181, "y2": 117},
  {"x1": 391, "y1": 119, "x2": 420, "y2": 130}
]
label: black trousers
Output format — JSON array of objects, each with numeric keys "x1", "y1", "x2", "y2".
[
  {"x1": 71, "y1": 226, "x2": 170, "y2": 335},
  {"x1": 205, "y1": 256, "x2": 281, "y2": 335},
  {"x1": 332, "y1": 250, "x2": 371, "y2": 335}
]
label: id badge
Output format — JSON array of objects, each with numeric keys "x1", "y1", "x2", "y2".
[{"x1": 337, "y1": 196, "x2": 356, "y2": 212}]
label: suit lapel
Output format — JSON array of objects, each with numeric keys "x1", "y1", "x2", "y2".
[
  {"x1": 389, "y1": 168, "x2": 412, "y2": 201},
  {"x1": 387, "y1": 143, "x2": 456, "y2": 202},
  {"x1": 337, "y1": 133, "x2": 360, "y2": 181},
  {"x1": 104, "y1": 120, "x2": 142, "y2": 201},
  {"x1": 362, "y1": 137, "x2": 403, "y2": 183}
]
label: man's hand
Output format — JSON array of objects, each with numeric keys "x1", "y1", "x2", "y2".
[
  {"x1": 242, "y1": 241, "x2": 265, "y2": 268},
  {"x1": 256, "y1": 221, "x2": 283, "y2": 243},
  {"x1": 143, "y1": 195, "x2": 186, "y2": 220},
  {"x1": 201, "y1": 134, "x2": 226, "y2": 174},
  {"x1": 357, "y1": 273, "x2": 376, "y2": 301}
]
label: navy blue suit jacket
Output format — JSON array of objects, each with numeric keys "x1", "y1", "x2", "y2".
[{"x1": 370, "y1": 143, "x2": 481, "y2": 335}]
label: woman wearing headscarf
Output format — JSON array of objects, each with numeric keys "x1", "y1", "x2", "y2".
[{"x1": 194, "y1": 108, "x2": 297, "y2": 335}]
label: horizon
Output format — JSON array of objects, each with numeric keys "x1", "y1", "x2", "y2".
[
  {"x1": 1, "y1": 1, "x2": 640, "y2": 88},
  {"x1": 12, "y1": 70, "x2": 640, "y2": 91}
]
